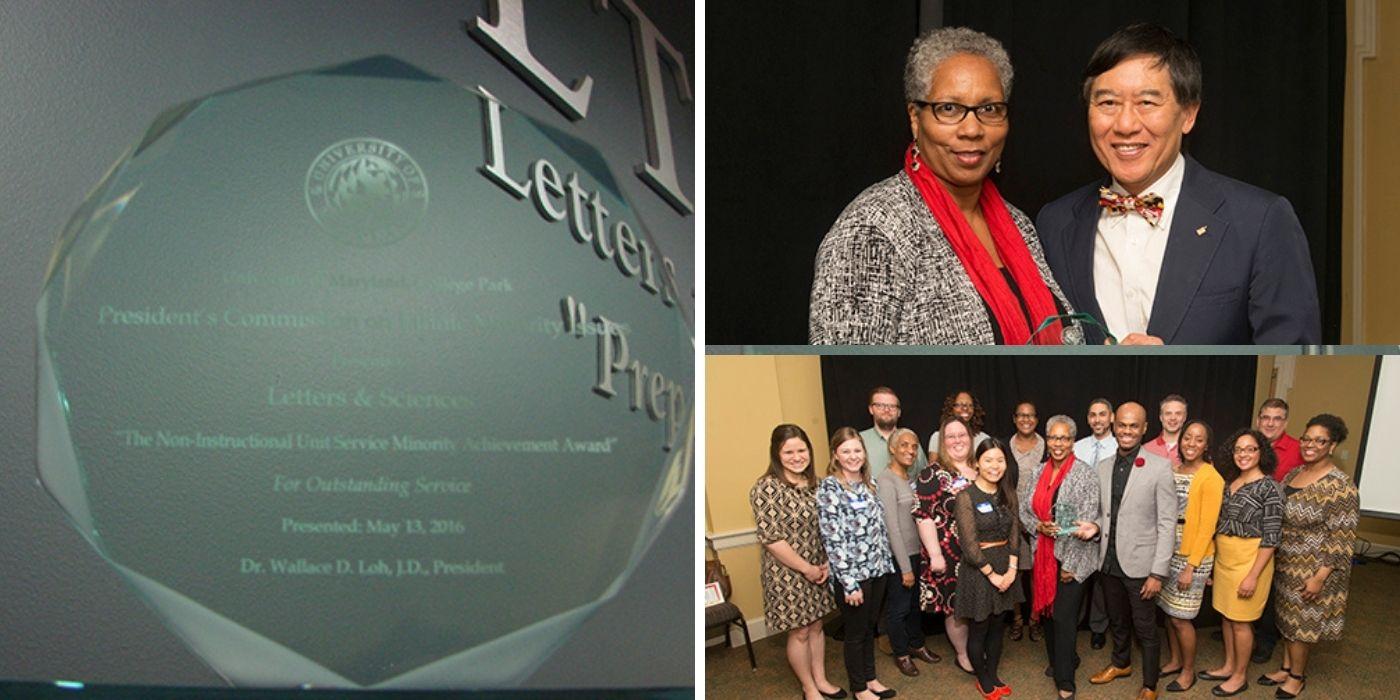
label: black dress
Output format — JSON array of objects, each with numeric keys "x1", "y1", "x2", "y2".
[{"x1": 953, "y1": 485, "x2": 1025, "y2": 621}]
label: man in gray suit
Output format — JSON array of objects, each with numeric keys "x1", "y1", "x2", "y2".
[{"x1": 1088, "y1": 402, "x2": 1177, "y2": 700}]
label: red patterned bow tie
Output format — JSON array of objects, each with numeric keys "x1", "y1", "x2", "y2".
[{"x1": 1098, "y1": 186, "x2": 1164, "y2": 227}]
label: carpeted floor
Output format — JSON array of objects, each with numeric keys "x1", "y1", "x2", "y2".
[{"x1": 706, "y1": 558, "x2": 1400, "y2": 698}]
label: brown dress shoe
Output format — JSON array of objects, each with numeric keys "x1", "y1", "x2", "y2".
[
  {"x1": 909, "y1": 647, "x2": 940, "y2": 663},
  {"x1": 895, "y1": 655, "x2": 919, "y2": 677},
  {"x1": 1136, "y1": 689, "x2": 1158, "y2": 700},
  {"x1": 1090, "y1": 665, "x2": 1133, "y2": 684}
]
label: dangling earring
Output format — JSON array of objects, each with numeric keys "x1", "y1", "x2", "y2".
[
  {"x1": 911, "y1": 142, "x2": 921, "y2": 171},
  {"x1": 994, "y1": 160, "x2": 1002, "y2": 174}
]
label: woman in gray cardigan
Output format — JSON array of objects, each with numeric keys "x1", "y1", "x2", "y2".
[
  {"x1": 1019, "y1": 415, "x2": 1102, "y2": 699},
  {"x1": 877, "y1": 428, "x2": 942, "y2": 676}
]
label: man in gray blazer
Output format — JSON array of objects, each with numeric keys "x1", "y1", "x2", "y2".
[{"x1": 1088, "y1": 402, "x2": 1177, "y2": 700}]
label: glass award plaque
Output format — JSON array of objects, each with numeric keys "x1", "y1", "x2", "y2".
[
  {"x1": 1053, "y1": 502, "x2": 1080, "y2": 539},
  {"x1": 36, "y1": 56, "x2": 692, "y2": 689}
]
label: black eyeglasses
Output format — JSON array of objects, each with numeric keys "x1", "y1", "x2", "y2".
[{"x1": 913, "y1": 100, "x2": 1010, "y2": 125}]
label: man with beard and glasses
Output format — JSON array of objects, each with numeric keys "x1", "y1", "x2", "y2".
[{"x1": 861, "y1": 386, "x2": 928, "y2": 480}]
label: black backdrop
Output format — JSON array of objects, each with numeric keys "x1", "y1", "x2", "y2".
[
  {"x1": 708, "y1": 1, "x2": 1345, "y2": 345},
  {"x1": 819, "y1": 355, "x2": 1258, "y2": 450}
]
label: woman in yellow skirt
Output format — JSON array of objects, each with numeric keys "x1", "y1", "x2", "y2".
[{"x1": 1200, "y1": 429, "x2": 1284, "y2": 697}]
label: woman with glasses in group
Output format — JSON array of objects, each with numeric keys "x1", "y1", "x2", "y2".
[
  {"x1": 1261, "y1": 414, "x2": 1359, "y2": 699},
  {"x1": 877, "y1": 428, "x2": 942, "y2": 678},
  {"x1": 1200, "y1": 429, "x2": 1283, "y2": 697},
  {"x1": 1021, "y1": 415, "x2": 1101, "y2": 700},
  {"x1": 809, "y1": 26, "x2": 1082, "y2": 345},
  {"x1": 914, "y1": 416, "x2": 980, "y2": 675}
]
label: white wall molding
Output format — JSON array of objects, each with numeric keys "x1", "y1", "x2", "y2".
[
  {"x1": 1352, "y1": 0, "x2": 1378, "y2": 340},
  {"x1": 707, "y1": 527, "x2": 758, "y2": 551}
]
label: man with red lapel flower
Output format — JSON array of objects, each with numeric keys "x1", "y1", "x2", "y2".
[
  {"x1": 1035, "y1": 23, "x2": 1320, "y2": 345},
  {"x1": 1089, "y1": 402, "x2": 1176, "y2": 700}
]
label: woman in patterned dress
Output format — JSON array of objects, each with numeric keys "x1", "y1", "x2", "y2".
[
  {"x1": 749, "y1": 424, "x2": 845, "y2": 700},
  {"x1": 1157, "y1": 420, "x2": 1223, "y2": 692},
  {"x1": 914, "y1": 415, "x2": 979, "y2": 674},
  {"x1": 1201, "y1": 429, "x2": 1283, "y2": 696},
  {"x1": 1260, "y1": 414, "x2": 1359, "y2": 699},
  {"x1": 817, "y1": 427, "x2": 898, "y2": 700}
]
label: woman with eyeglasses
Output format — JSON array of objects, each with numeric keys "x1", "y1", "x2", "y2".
[
  {"x1": 914, "y1": 416, "x2": 980, "y2": 675},
  {"x1": 1020, "y1": 415, "x2": 1101, "y2": 700},
  {"x1": 809, "y1": 26, "x2": 1083, "y2": 345},
  {"x1": 1260, "y1": 414, "x2": 1359, "y2": 700},
  {"x1": 1200, "y1": 429, "x2": 1283, "y2": 697}
]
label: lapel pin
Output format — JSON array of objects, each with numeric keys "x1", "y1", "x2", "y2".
[{"x1": 1196, "y1": 226, "x2": 1207, "y2": 236}]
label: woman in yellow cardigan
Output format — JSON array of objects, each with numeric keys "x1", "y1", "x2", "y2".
[{"x1": 1156, "y1": 420, "x2": 1224, "y2": 692}]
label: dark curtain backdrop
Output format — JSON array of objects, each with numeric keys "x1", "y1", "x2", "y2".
[
  {"x1": 708, "y1": 0, "x2": 1344, "y2": 345},
  {"x1": 818, "y1": 355, "x2": 1258, "y2": 451}
]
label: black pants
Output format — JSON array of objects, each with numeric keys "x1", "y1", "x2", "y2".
[
  {"x1": 1101, "y1": 573, "x2": 1161, "y2": 690},
  {"x1": 1043, "y1": 577, "x2": 1087, "y2": 692},
  {"x1": 968, "y1": 613, "x2": 1007, "y2": 691},
  {"x1": 883, "y1": 557, "x2": 925, "y2": 656},
  {"x1": 835, "y1": 576, "x2": 888, "y2": 693}
]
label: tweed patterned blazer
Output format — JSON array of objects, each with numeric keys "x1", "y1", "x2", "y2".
[
  {"x1": 810, "y1": 171, "x2": 1084, "y2": 345},
  {"x1": 1019, "y1": 456, "x2": 1103, "y2": 582}
]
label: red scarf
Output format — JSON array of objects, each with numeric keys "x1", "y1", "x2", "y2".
[
  {"x1": 903, "y1": 145, "x2": 1063, "y2": 344},
  {"x1": 1030, "y1": 454, "x2": 1074, "y2": 621}
]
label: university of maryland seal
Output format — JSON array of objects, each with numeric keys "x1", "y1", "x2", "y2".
[{"x1": 305, "y1": 137, "x2": 428, "y2": 247}]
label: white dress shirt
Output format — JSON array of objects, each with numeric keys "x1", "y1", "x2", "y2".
[
  {"x1": 1074, "y1": 433, "x2": 1117, "y2": 467},
  {"x1": 1093, "y1": 153, "x2": 1186, "y2": 339}
]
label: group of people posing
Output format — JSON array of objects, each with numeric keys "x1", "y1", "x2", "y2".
[
  {"x1": 808, "y1": 22, "x2": 1320, "y2": 345},
  {"x1": 748, "y1": 388, "x2": 1358, "y2": 700}
]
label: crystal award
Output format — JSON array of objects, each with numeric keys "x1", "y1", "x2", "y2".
[
  {"x1": 1053, "y1": 501, "x2": 1081, "y2": 539},
  {"x1": 36, "y1": 56, "x2": 692, "y2": 689}
]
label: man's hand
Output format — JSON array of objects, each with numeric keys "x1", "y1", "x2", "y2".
[
  {"x1": 1117, "y1": 332, "x2": 1165, "y2": 346},
  {"x1": 1141, "y1": 576, "x2": 1162, "y2": 600}
]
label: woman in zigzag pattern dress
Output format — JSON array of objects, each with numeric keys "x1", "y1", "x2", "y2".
[{"x1": 1262, "y1": 414, "x2": 1359, "y2": 700}]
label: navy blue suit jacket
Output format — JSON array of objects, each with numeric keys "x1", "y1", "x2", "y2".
[{"x1": 1035, "y1": 156, "x2": 1321, "y2": 345}]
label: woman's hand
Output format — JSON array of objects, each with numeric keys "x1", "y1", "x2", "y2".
[
  {"x1": 1037, "y1": 520, "x2": 1059, "y2": 537},
  {"x1": 927, "y1": 555, "x2": 947, "y2": 576},
  {"x1": 1073, "y1": 520, "x2": 1099, "y2": 540},
  {"x1": 845, "y1": 589, "x2": 865, "y2": 607},
  {"x1": 1238, "y1": 574, "x2": 1258, "y2": 599},
  {"x1": 902, "y1": 572, "x2": 915, "y2": 588},
  {"x1": 802, "y1": 563, "x2": 824, "y2": 584},
  {"x1": 986, "y1": 571, "x2": 1004, "y2": 591},
  {"x1": 1300, "y1": 571, "x2": 1326, "y2": 601},
  {"x1": 1059, "y1": 569, "x2": 1075, "y2": 583},
  {"x1": 1177, "y1": 564, "x2": 1194, "y2": 591},
  {"x1": 1000, "y1": 568, "x2": 1017, "y2": 592}
]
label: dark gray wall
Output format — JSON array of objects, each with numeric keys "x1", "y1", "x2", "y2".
[{"x1": 0, "y1": 0, "x2": 693, "y2": 689}]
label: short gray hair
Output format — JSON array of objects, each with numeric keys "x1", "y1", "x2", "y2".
[
  {"x1": 888, "y1": 427, "x2": 918, "y2": 456},
  {"x1": 904, "y1": 27, "x2": 1014, "y2": 102},
  {"x1": 1046, "y1": 414, "x2": 1077, "y2": 439}
]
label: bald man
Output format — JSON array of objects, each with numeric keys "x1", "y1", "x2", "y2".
[{"x1": 1089, "y1": 402, "x2": 1176, "y2": 700}]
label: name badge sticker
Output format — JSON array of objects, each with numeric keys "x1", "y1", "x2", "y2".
[{"x1": 976, "y1": 501, "x2": 994, "y2": 514}]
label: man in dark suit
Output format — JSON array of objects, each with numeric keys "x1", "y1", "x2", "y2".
[{"x1": 1036, "y1": 23, "x2": 1321, "y2": 345}]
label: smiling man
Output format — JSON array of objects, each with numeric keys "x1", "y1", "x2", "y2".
[{"x1": 1036, "y1": 23, "x2": 1320, "y2": 345}]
